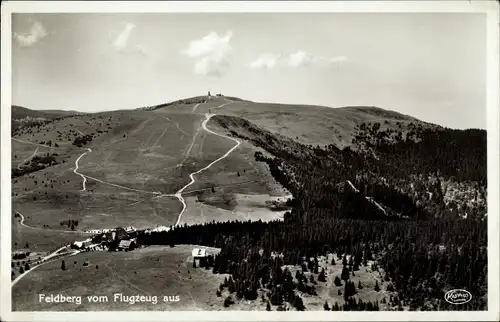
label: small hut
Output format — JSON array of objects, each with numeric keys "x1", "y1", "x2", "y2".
[{"x1": 192, "y1": 248, "x2": 207, "y2": 259}]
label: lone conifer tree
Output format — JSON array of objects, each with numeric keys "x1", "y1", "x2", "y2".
[
  {"x1": 294, "y1": 295, "x2": 305, "y2": 311},
  {"x1": 318, "y1": 268, "x2": 326, "y2": 282},
  {"x1": 61, "y1": 260, "x2": 66, "y2": 271},
  {"x1": 341, "y1": 266, "x2": 350, "y2": 281}
]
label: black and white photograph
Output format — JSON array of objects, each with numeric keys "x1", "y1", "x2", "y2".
[{"x1": 1, "y1": 1, "x2": 499, "y2": 321}]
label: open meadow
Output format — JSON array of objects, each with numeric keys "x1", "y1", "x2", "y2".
[
  {"x1": 11, "y1": 98, "x2": 289, "y2": 252},
  {"x1": 12, "y1": 245, "x2": 229, "y2": 311},
  {"x1": 12, "y1": 245, "x2": 397, "y2": 311}
]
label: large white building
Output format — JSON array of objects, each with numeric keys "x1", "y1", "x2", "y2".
[
  {"x1": 124, "y1": 226, "x2": 136, "y2": 233},
  {"x1": 192, "y1": 248, "x2": 207, "y2": 258},
  {"x1": 72, "y1": 238, "x2": 93, "y2": 249}
]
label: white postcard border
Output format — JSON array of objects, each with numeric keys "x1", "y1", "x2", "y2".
[{"x1": 1, "y1": 1, "x2": 499, "y2": 321}]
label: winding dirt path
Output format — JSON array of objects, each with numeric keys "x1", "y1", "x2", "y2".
[
  {"x1": 14, "y1": 211, "x2": 91, "y2": 234},
  {"x1": 176, "y1": 118, "x2": 204, "y2": 168},
  {"x1": 74, "y1": 148, "x2": 92, "y2": 191},
  {"x1": 12, "y1": 246, "x2": 79, "y2": 287},
  {"x1": 11, "y1": 98, "x2": 244, "y2": 289},
  {"x1": 170, "y1": 109, "x2": 241, "y2": 226},
  {"x1": 77, "y1": 172, "x2": 172, "y2": 196},
  {"x1": 192, "y1": 102, "x2": 205, "y2": 112},
  {"x1": 14, "y1": 99, "x2": 240, "y2": 232},
  {"x1": 17, "y1": 147, "x2": 38, "y2": 169},
  {"x1": 72, "y1": 146, "x2": 171, "y2": 196}
]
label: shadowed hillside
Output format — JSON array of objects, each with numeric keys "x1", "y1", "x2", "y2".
[
  {"x1": 12, "y1": 105, "x2": 84, "y2": 134},
  {"x1": 12, "y1": 105, "x2": 82, "y2": 120}
]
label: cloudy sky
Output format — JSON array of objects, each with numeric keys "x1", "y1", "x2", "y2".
[{"x1": 12, "y1": 13, "x2": 486, "y2": 129}]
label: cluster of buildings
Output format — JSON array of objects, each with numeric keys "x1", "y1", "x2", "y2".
[
  {"x1": 207, "y1": 91, "x2": 224, "y2": 98},
  {"x1": 84, "y1": 226, "x2": 136, "y2": 235},
  {"x1": 71, "y1": 238, "x2": 102, "y2": 251},
  {"x1": 144, "y1": 225, "x2": 171, "y2": 234},
  {"x1": 72, "y1": 226, "x2": 213, "y2": 261},
  {"x1": 73, "y1": 226, "x2": 138, "y2": 252}
]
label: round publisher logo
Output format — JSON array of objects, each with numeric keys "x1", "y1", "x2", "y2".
[{"x1": 444, "y1": 289, "x2": 472, "y2": 305}]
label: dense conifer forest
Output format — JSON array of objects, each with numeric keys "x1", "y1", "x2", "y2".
[{"x1": 136, "y1": 116, "x2": 487, "y2": 311}]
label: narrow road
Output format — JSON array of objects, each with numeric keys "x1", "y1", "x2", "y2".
[
  {"x1": 12, "y1": 245, "x2": 77, "y2": 287},
  {"x1": 79, "y1": 172, "x2": 171, "y2": 196},
  {"x1": 14, "y1": 211, "x2": 91, "y2": 234},
  {"x1": 73, "y1": 148, "x2": 92, "y2": 191},
  {"x1": 345, "y1": 180, "x2": 387, "y2": 215},
  {"x1": 12, "y1": 137, "x2": 141, "y2": 195},
  {"x1": 208, "y1": 99, "x2": 233, "y2": 114},
  {"x1": 161, "y1": 116, "x2": 190, "y2": 136},
  {"x1": 17, "y1": 147, "x2": 38, "y2": 169},
  {"x1": 366, "y1": 196, "x2": 388, "y2": 215},
  {"x1": 175, "y1": 118, "x2": 204, "y2": 168},
  {"x1": 124, "y1": 200, "x2": 142, "y2": 207},
  {"x1": 171, "y1": 109, "x2": 241, "y2": 226},
  {"x1": 192, "y1": 102, "x2": 206, "y2": 112},
  {"x1": 345, "y1": 180, "x2": 360, "y2": 193},
  {"x1": 71, "y1": 147, "x2": 170, "y2": 196},
  {"x1": 11, "y1": 98, "x2": 242, "y2": 288}
]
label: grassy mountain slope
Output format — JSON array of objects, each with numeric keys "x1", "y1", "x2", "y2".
[
  {"x1": 11, "y1": 98, "x2": 287, "y2": 249},
  {"x1": 12, "y1": 97, "x2": 485, "y2": 233},
  {"x1": 11, "y1": 96, "x2": 487, "y2": 311},
  {"x1": 214, "y1": 101, "x2": 434, "y2": 149}
]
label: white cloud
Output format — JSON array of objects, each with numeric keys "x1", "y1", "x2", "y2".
[
  {"x1": 13, "y1": 20, "x2": 48, "y2": 47},
  {"x1": 287, "y1": 50, "x2": 347, "y2": 68},
  {"x1": 288, "y1": 50, "x2": 317, "y2": 67},
  {"x1": 114, "y1": 22, "x2": 136, "y2": 50},
  {"x1": 249, "y1": 53, "x2": 281, "y2": 69},
  {"x1": 182, "y1": 31, "x2": 234, "y2": 77},
  {"x1": 111, "y1": 22, "x2": 150, "y2": 57},
  {"x1": 248, "y1": 50, "x2": 347, "y2": 69}
]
